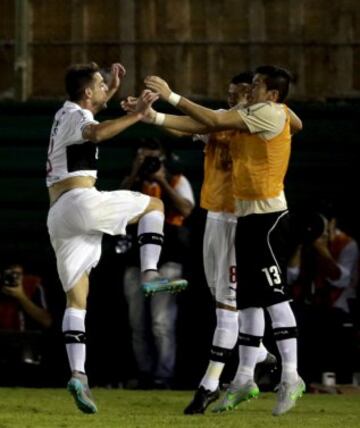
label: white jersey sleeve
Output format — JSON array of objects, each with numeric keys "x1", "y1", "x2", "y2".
[
  {"x1": 70, "y1": 108, "x2": 99, "y2": 143},
  {"x1": 46, "y1": 101, "x2": 99, "y2": 187},
  {"x1": 237, "y1": 102, "x2": 286, "y2": 140}
]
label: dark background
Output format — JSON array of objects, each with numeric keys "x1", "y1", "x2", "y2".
[{"x1": 0, "y1": 98, "x2": 358, "y2": 387}]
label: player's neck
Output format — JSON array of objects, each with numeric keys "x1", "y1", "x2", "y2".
[{"x1": 78, "y1": 99, "x2": 98, "y2": 114}]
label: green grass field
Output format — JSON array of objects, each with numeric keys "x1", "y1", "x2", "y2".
[{"x1": 0, "y1": 388, "x2": 359, "y2": 428}]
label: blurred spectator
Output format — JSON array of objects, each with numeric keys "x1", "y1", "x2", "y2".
[
  {"x1": 288, "y1": 206, "x2": 359, "y2": 383},
  {"x1": 0, "y1": 263, "x2": 52, "y2": 385},
  {"x1": 120, "y1": 139, "x2": 195, "y2": 389}
]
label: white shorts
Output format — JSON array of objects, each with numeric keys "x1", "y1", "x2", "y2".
[
  {"x1": 203, "y1": 211, "x2": 237, "y2": 307},
  {"x1": 47, "y1": 187, "x2": 150, "y2": 291}
]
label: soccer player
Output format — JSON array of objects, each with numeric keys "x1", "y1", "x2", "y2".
[
  {"x1": 46, "y1": 62, "x2": 187, "y2": 414},
  {"x1": 183, "y1": 74, "x2": 275, "y2": 414},
  {"x1": 122, "y1": 73, "x2": 277, "y2": 413},
  {"x1": 143, "y1": 65, "x2": 305, "y2": 416}
]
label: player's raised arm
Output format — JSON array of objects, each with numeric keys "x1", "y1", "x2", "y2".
[
  {"x1": 105, "y1": 63, "x2": 126, "y2": 102},
  {"x1": 288, "y1": 107, "x2": 303, "y2": 135},
  {"x1": 121, "y1": 92, "x2": 211, "y2": 135},
  {"x1": 121, "y1": 98, "x2": 193, "y2": 138},
  {"x1": 83, "y1": 90, "x2": 159, "y2": 143},
  {"x1": 144, "y1": 76, "x2": 249, "y2": 132}
]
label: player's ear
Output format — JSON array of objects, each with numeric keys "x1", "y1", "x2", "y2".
[
  {"x1": 269, "y1": 89, "x2": 279, "y2": 102},
  {"x1": 84, "y1": 87, "x2": 93, "y2": 99}
]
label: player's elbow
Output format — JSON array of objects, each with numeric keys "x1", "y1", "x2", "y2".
[
  {"x1": 89, "y1": 129, "x2": 103, "y2": 143},
  {"x1": 290, "y1": 118, "x2": 303, "y2": 135},
  {"x1": 40, "y1": 311, "x2": 53, "y2": 329},
  {"x1": 181, "y1": 201, "x2": 194, "y2": 218},
  {"x1": 202, "y1": 114, "x2": 221, "y2": 129},
  {"x1": 294, "y1": 120, "x2": 303, "y2": 134},
  {"x1": 83, "y1": 124, "x2": 104, "y2": 143},
  {"x1": 43, "y1": 314, "x2": 53, "y2": 329}
]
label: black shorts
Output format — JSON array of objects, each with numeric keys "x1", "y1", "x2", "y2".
[{"x1": 235, "y1": 210, "x2": 291, "y2": 309}]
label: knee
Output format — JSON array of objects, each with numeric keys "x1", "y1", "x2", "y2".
[
  {"x1": 153, "y1": 323, "x2": 175, "y2": 339},
  {"x1": 267, "y1": 301, "x2": 296, "y2": 328},
  {"x1": 66, "y1": 291, "x2": 87, "y2": 310},
  {"x1": 66, "y1": 298, "x2": 86, "y2": 310},
  {"x1": 152, "y1": 311, "x2": 176, "y2": 337},
  {"x1": 147, "y1": 197, "x2": 164, "y2": 213},
  {"x1": 66, "y1": 274, "x2": 89, "y2": 310},
  {"x1": 238, "y1": 307, "x2": 265, "y2": 336},
  {"x1": 159, "y1": 262, "x2": 182, "y2": 280},
  {"x1": 213, "y1": 327, "x2": 238, "y2": 349}
]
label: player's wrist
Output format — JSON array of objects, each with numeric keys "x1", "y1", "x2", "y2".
[
  {"x1": 15, "y1": 291, "x2": 26, "y2": 302},
  {"x1": 133, "y1": 111, "x2": 145, "y2": 121},
  {"x1": 154, "y1": 112, "x2": 166, "y2": 126},
  {"x1": 142, "y1": 109, "x2": 156, "y2": 124},
  {"x1": 168, "y1": 92, "x2": 181, "y2": 107}
]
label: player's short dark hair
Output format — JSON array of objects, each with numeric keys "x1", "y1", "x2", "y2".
[
  {"x1": 230, "y1": 72, "x2": 253, "y2": 85},
  {"x1": 65, "y1": 62, "x2": 100, "y2": 102},
  {"x1": 255, "y1": 65, "x2": 293, "y2": 102}
]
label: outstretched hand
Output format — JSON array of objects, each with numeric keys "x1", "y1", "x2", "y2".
[
  {"x1": 136, "y1": 89, "x2": 159, "y2": 114},
  {"x1": 108, "y1": 63, "x2": 126, "y2": 93},
  {"x1": 121, "y1": 91, "x2": 158, "y2": 123},
  {"x1": 121, "y1": 96, "x2": 137, "y2": 113},
  {"x1": 144, "y1": 76, "x2": 172, "y2": 100}
]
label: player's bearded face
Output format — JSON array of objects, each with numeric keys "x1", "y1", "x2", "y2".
[{"x1": 91, "y1": 72, "x2": 108, "y2": 109}]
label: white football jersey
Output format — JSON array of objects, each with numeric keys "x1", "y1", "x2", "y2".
[{"x1": 46, "y1": 101, "x2": 99, "y2": 187}]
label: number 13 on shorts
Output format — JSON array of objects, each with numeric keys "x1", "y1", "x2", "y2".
[{"x1": 261, "y1": 265, "x2": 281, "y2": 286}]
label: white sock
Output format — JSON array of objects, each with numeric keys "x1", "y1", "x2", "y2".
[
  {"x1": 200, "y1": 362, "x2": 225, "y2": 391},
  {"x1": 239, "y1": 308, "x2": 269, "y2": 364},
  {"x1": 200, "y1": 309, "x2": 238, "y2": 391},
  {"x1": 238, "y1": 307, "x2": 265, "y2": 337},
  {"x1": 267, "y1": 302, "x2": 299, "y2": 383},
  {"x1": 233, "y1": 363, "x2": 254, "y2": 386},
  {"x1": 233, "y1": 307, "x2": 265, "y2": 386},
  {"x1": 257, "y1": 342, "x2": 269, "y2": 364},
  {"x1": 280, "y1": 358, "x2": 298, "y2": 383},
  {"x1": 276, "y1": 336, "x2": 298, "y2": 383},
  {"x1": 62, "y1": 307, "x2": 87, "y2": 373},
  {"x1": 213, "y1": 308, "x2": 239, "y2": 349},
  {"x1": 138, "y1": 210, "x2": 164, "y2": 272}
]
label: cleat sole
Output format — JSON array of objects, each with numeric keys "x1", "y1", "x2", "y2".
[
  {"x1": 212, "y1": 387, "x2": 259, "y2": 413},
  {"x1": 142, "y1": 279, "x2": 188, "y2": 295},
  {"x1": 67, "y1": 379, "x2": 97, "y2": 414}
]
